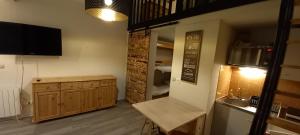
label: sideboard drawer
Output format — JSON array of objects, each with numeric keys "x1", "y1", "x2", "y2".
[
  {"x1": 100, "y1": 80, "x2": 116, "y2": 86},
  {"x1": 34, "y1": 83, "x2": 60, "y2": 92},
  {"x1": 61, "y1": 82, "x2": 82, "y2": 90},
  {"x1": 83, "y1": 81, "x2": 100, "y2": 89}
]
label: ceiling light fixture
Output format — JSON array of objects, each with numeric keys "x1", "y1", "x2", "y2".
[
  {"x1": 85, "y1": 0, "x2": 129, "y2": 22},
  {"x1": 104, "y1": 0, "x2": 112, "y2": 6}
]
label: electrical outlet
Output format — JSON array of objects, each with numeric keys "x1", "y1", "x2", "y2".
[{"x1": 0, "y1": 64, "x2": 5, "y2": 69}]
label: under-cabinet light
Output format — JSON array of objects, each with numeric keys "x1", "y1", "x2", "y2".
[{"x1": 239, "y1": 67, "x2": 267, "y2": 79}]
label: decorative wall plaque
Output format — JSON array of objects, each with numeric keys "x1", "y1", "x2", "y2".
[{"x1": 181, "y1": 30, "x2": 203, "y2": 84}]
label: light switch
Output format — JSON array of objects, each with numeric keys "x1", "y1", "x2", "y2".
[{"x1": 0, "y1": 65, "x2": 5, "y2": 69}]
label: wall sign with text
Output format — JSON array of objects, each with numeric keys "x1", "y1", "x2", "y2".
[{"x1": 181, "y1": 30, "x2": 203, "y2": 84}]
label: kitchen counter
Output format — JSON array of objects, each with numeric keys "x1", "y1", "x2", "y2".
[{"x1": 216, "y1": 97, "x2": 257, "y2": 114}]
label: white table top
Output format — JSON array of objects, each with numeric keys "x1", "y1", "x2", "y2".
[{"x1": 133, "y1": 97, "x2": 206, "y2": 133}]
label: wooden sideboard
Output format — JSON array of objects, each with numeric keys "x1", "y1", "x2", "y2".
[{"x1": 32, "y1": 75, "x2": 117, "y2": 122}]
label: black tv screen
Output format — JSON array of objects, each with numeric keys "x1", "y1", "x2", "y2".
[
  {"x1": 0, "y1": 22, "x2": 62, "y2": 56},
  {"x1": 0, "y1": 22, "x2": 24, "y2": 55}
]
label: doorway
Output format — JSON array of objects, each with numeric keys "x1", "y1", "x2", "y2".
[{"x1": 150, "y1": 26, "x2": 175, "y2": 99}]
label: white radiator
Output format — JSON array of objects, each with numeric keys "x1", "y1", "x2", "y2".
[{"x1": 0, "y1": 87, "x2": 21, "y2": 118}]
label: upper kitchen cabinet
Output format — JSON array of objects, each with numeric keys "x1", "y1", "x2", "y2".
[{"x1": 227, "y1": 26, "x2": 277, "y2": 68}]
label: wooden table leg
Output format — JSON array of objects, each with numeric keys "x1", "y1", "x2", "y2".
[
  {"x1": 195, "y1": 115, "x2": 206, "y2": 135},
  {"x1": 141, "y1": 119, "x2": 158, "y2": 135}
]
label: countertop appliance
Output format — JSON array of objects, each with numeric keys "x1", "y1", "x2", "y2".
[{"x1": 228, "y1": 41, "x2": 273, "y2": 67}]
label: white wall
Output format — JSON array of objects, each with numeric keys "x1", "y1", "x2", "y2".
[
  {"x1": 147, "y1": 32, "x2": 158, "y2": 100},
  {"x1": 0, "y1": 0, "x2": 128, "y2": 116},
  {"x1": 208, "y1": 22, "x2": 236, "y2": 135},
  {"x1": 170, "y1": 20, "x2": 219, "y2": 135},
  {"x1": 169, "y1": 20, "x2": 235, "y2": 135},
  {"x1": 170, "y1": 20, "x2": 220, "y2": 109}
]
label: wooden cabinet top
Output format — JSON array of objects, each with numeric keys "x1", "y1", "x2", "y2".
[{"x1": 32, "y1": 75, "x2": 116, "y2": 84}]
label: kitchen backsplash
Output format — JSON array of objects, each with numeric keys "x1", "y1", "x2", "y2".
[{"x1": 216, "y1": 65, "x2": 267, "y2": 99}]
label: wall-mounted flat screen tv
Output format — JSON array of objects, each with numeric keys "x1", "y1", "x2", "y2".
[{"x1": 0, "y1": 21, "x2": 62, "y2": 56}]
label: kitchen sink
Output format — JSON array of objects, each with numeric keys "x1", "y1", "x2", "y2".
[{"x1": 223, "y1": 98, "x2": 250, "y2": 107}]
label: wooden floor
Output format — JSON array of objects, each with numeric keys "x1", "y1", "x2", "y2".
[{"x1": 0, "y1": 101, "x2": 145, "y2": 135}]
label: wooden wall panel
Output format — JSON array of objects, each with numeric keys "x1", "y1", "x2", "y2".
[
  {"x1": 126, "y1": 32, "x2": 151, "y2": 103},
  {"x1": 277, "y1": 79, "x2": 300, "y2": 96},
  {"x1": 274, "y1": 94, "x2": 300, "y2": 109},
  {"x1": 274, "y1": 79, "x2": 300, "y2": 110}
]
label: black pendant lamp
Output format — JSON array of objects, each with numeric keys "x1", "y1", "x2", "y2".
[{"x1": 85, "y1": 0, "x2": 129, "y2": 22}]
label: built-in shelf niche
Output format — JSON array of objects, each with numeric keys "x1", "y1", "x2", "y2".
[
  {"x1": 156, "y1": 40, "x2": 174, "y2": 66},
  {"x1": 157, "y1": 40, "x2": 174, "y2": 50}
]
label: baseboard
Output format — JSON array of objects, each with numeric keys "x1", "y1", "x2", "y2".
[{"x1": 0, "y1": 115, "x2": 32, "y2": 122}]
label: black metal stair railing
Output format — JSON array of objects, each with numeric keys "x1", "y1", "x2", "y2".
[
  {"x1": 249, "y1": 0, "x2": 295, "y2": 134},
  {"x1": 128, "y1": 0, "x2": 207, "y2": 30},
  {"x1": 129, "y1": 0, "x2": 174, "y2": 26},
  {"x1": 128, "y1": 0, "x2": 264, "y2": 31}
]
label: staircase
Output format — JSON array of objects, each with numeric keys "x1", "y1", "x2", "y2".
[{"x1": 250, "y1": 0, "x2": 300, "y2": 134}]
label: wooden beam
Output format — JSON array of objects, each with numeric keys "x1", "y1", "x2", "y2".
[
  {"x1": 295, "y1": 0, "x2": 300, "y2": 6},
  {"x1": 276, "y1": 91, "x2": 300, "y2": 99},
  {"x1": 287, "y1": 40, "x2": 300, "y2": 45},
  {"x1": 157, "y1": 40, "x2": 174, "y2": 49},
  {"x1": 267, "y1": 117, "x2": 300, "y2": 134},
  {"x1": 291, "y1": 19, "x2": 300, "y2": 24},
  {"x1": 274, "y1": 93, "x2": 300, "y2": 109},
  {"x1": 281, "y1": 64, "x2": 300, "y2": 69},
  {"x1": 292, "y1": 19, "x2": 300, "y2": 27},
  {"x1": 278, "y1": 79, "x2": 300, "y2": 96}
]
